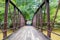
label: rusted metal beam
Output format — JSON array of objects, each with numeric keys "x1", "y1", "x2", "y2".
[
  {"x1": 38, "y1": 12, "x2": 40, "y2": 29},
  {"x1": 36, "y1": 13, "x2": 39, "y2": 28},
  {"x1": 45, "y1": 0, "x2": 51, "y2": 38},
  {"x1": 20, "y1": 14, "x2": 25, "y2": 27},
  {"x1": 3, "y1": 0, "x2": 10, "y2": 39},
  {"x1": 52, "y1": 0, "x2": 60, "y2": 27},
  {"x1": 10, "y1": 1, "x2": 21, "y2": 13},
  {"x1": 13, "y1": 6, "x2": 16, "y2": 32},
  {"x1": 18, "y1": 11, "x2": 21, "y2": 28},
  {"x1": 10, "y1": 1, "x2": 25, "y2": 23},
  {"x1": 17, "y1": 11, "x2": 20, "y2": 28},
  {"x1": 40, "y1": 7, "x2": 43, "y2": 32},
  {"x1": 32, "y1": 14, "x2": 37, "y2": 27},
  {"x1": 16, "y1": 13, "x2": 18, "y2": 29},
  {"x1": 10, "y1": 1, "x2": 24, "y2": 17},
  {"x1": 32, "y1": 1, "x2": 45, "y2": 25},
  {"x1": 33, "y1": 1, "x2": 45, "y2": 16}
]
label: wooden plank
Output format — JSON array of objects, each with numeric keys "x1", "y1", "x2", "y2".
[{"x1": 7, "y1": 26, "x2": 50, "y2": 40}]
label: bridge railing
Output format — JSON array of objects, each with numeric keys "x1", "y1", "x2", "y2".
[
  {"x1": 32, "y1": 0, "x2": 60, "y2": 39},
  {"x1": 32, "y1": 0, "x2": 51, "y2": 37},
  {"x1": 0, "y1": 0, "x2": 25, "y2": 40}
]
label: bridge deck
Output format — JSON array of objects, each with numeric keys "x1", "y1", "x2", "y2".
[{"x1": 7, "y1": 26, "x2": 50, "y2": 40}]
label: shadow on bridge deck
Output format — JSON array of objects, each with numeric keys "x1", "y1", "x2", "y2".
[{"x1": 6, "y1": 26, "x2": 50, "y2": 40}]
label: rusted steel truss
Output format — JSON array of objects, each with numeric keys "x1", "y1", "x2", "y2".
[
  {"x1": 32, "y1": 0, "x2": 51, "y2": 38},
  {"x1": 3, "y1": 0, "x2": 25, "y2": 39}
]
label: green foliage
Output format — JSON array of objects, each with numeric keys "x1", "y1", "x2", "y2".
[
  {"x1": 0, "y1": 0, "x2": 60, "y2": 28},
  {"x1": 14, "y1": 0, "x2": 42, "y2": 20},
  {"x1": 0, "y1": 0, "x2": 5, "y2": 22}
]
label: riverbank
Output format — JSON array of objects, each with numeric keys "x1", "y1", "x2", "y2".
[
  {"x1": 43, "y1": 29, "x2": 60, "y2": 40},
  {"x1": 0, "y1": 29, "x2": 13, "y2": 40}
]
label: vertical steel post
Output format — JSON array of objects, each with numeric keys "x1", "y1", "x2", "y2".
[
  {"x1": 32, "y1": 15, "x2": 36, "y2": 27},
  {"x1": 19, "y1": 13, "x2": 21, "y2": 28},
  {"x1": 36, "y1": 13, "x2": 39, "y2": 29},
  {"x1": 18, "y1": 11, "x2": 21, "y2": 28},
  {"x1": 38, "y1": 12, "x2": 40, "y2": 29},
  {"x1": 15, "y1": 11, "x2": 18, "y2": 29},
  {"x1": 13, "y1": 6, "x2": 16, "y2": 32},
  {"x1": 3, "y1": 0, "x2": 9, "y2": 39},
  {"x1": 17, "y1": 11, "x2": 19, "y2": 28},
  {"x1": 45, "y1": 0, "x2": 51, "y2": 38},
  {"x1": 40, "y1": 7, "x2": 43, "y2": 32}
]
